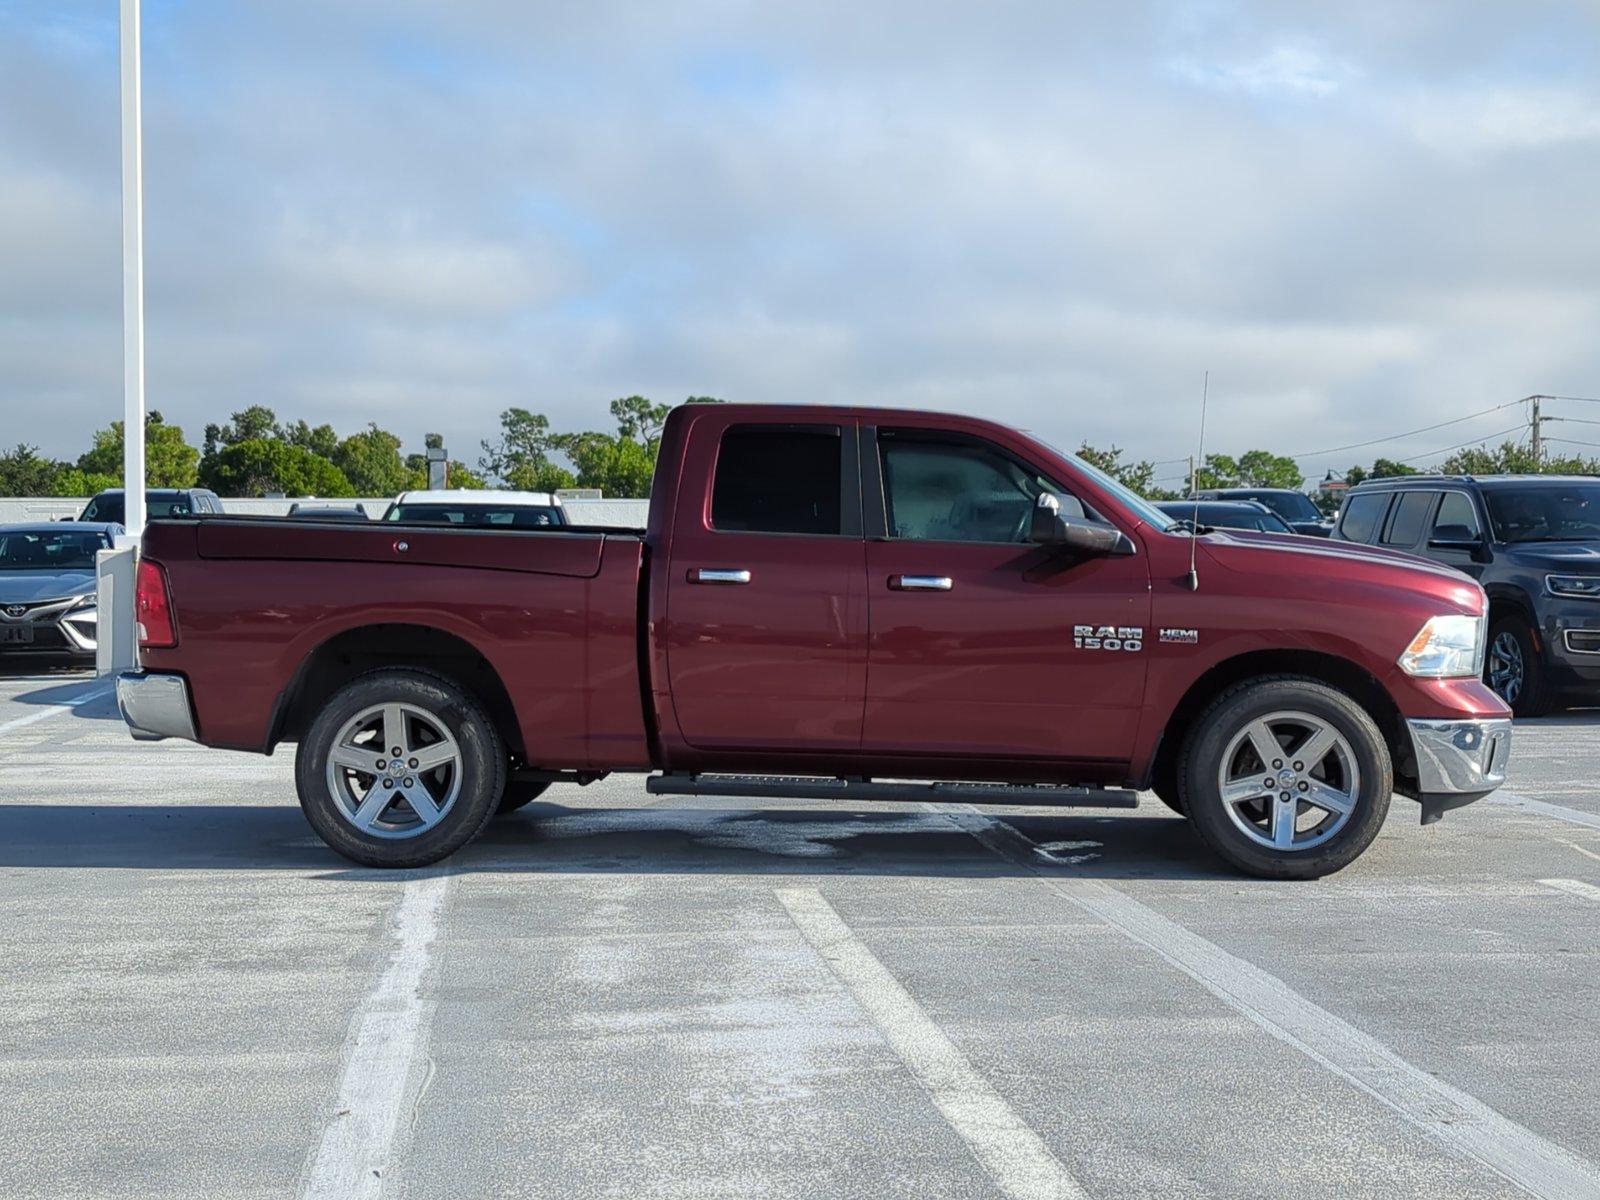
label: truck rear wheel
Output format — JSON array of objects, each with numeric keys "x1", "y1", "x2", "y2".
[
  {"x1": 295, "y1": 668, "x2": 506, "y2": 868},
  {"x1": 1177, "y1": 676, "x2": 1390, "y2": 880}
]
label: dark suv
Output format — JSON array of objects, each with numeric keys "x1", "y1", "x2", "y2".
[
  {"x1": 1191, "y1": 488, "x2": 1331, "y2": 536},
  {"x1": 1332, "y1": 474, "x2": 1600, "y2": 715}
]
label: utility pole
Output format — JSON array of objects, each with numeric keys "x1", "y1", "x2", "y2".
[
  {"x1": 1530, "y1": 394, "x2": 1543, "y2": 470},
  {"x1": 120, "y1": 0, "x2": 146, "y2": 537}
]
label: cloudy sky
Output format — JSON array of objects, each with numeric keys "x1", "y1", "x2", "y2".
[{"x1": 5, "y1": 1, "x2": 1600, "y2": 486}]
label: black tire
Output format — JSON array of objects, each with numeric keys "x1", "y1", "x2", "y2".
[
  {"x1": 1177, "y1": 676, "x2": 1391, "y2": 880},
  {"x1": 295, "y1": 668, "x2": 506, "y2": 868},
  {"x1": 497, "y1": 779, "x2": 550, "y2": 815},
  {"x1": 1486, "y1": 616, "x2": 1555, "y2": 718}
]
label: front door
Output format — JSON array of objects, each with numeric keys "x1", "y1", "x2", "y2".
[
  {"x1": 862, "y1": 428, "x2": 1150, "y2": 765},
  {"x1": 664, "y1": 420, "x2": 867, "y2": 752}
]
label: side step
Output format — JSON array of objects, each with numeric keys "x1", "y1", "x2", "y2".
[{"x1": 645, "y1": 773, "x2": 1139, "y2": 808}]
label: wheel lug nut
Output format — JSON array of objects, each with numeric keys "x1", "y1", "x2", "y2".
[
  {"x1": 382, "y1": 779, "x2": 394, "y2": 789},
  {"x1": 391, "y1": 746, "x2": 402, "y2": 757},
  {"x1": 1293, "y1": 761, "x2": 1303, "y2": 771},
  {"x1": 1298, "y1": 782, "x2": 1309, "y2": 792},
  {"x1": 403, "y1": 777, "x2": 414, "y2": 788},
  {"x1": 376, "y1": 760, "x2": 387, "y2": 770},
  {"x1": 1273, "y1": 760, "x2": 1284, "y2": 770},
  {"x1": 1280, "y1": 792, "x2": 1291, "y2": 802},
  {"x1": 408, "y1": 758, "x2": 418, "y2": 769}
]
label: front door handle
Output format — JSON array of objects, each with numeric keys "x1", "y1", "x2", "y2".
[
  {"x1": 888, "y1": 574, "x2": 953, "y2": 591},
  {"x1": 687, "y1": 568, "x2": 751, "y2": 585}
]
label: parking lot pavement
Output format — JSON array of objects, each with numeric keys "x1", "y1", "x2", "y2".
[{"x1": 3, "y1": 670, "x2": 1600, "y2": 1199}]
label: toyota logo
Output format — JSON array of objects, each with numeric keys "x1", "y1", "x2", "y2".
[{"x1": 4, "y1": 605, "x2": 25, "y2": 618}]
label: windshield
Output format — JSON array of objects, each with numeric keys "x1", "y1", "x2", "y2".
[
  {"x1": 79, "y1": 493, "x2": 194, "y2": 523},
  {"x1": 1064, "y1": 454, "x2": 1179, "y2": 531},
  {"x1": 0, "y1": 530, "x2": 109, "y2": 570},
  {"x1": 1484, "y1": 485, "x2": 1600, "y2": 543},
  {"x1": 384, "y1": 503, "x2": 565, "y2": 528},
  {"x1": 1249, "y1": 491, "x2": 1321, "y2": 522}
]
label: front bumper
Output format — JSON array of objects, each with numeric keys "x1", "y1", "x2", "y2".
[
  {"x1": 116, "y1": 671, "x2": 199, "y2": 742},
  {"x1": 1406, "y1": 717, "x2": 1511, "y2": 823}
]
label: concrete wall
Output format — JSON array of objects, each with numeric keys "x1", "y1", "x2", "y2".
[{"x1": 0, "y1": 496, "x2": 651, "y2": 528}]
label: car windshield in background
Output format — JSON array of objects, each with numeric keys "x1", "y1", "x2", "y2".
[
  {"x1": 0, "y1": 530, "x2": 108, "y2": 570},
  {"x1": 385, "y1": 504, "x2": 563, "y2": 527},
  {"x1": 80, "y1": 494, "x2": 193, "y2": 523},
  {"x1": 1485, "y1": 485, "x2": 1600, "y2": 543},
  {"x1": 1255, "y1": 492, "x2": 1322, "y2": 523}
]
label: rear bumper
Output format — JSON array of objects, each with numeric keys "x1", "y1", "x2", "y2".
[
  {"x1": 116, "y1": 671, "x2": 198, "y2": 742},
  {"x1": 1406, "y1": 717, "x2": 1511, "y2": 823}
]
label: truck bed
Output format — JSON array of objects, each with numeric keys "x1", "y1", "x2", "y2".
[{"x1": 138, "y1": 516, "x2": 654, "y2": 769}]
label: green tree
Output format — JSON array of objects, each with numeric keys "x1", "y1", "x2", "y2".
[
  {"x1": 1431, "y1": 441, "x2": 1600, "y2": 476},
  {"x1": 50, "y1": 467, "x2": 121, "y2": 497},
  {"x1": 554, "y1": 431, "x2": 652, "y2": 496},
  {"x1": 333, "y1": 423, "x2": 413, "y2": 495},
  {"x1": 284, "y1": 420, "x2": 339, "y2": 460},
  {"x1": 1195, "y1": 450, "x2": 1304, "y2": 490},
  {"x1": 203, "y1": 405, "x2": 281, "y2": 457},
  {"x1": 1075, "y1": 443, "x2": 1176, "y2": 499},
  {"x1": 77, "y1": 412, "x2": 200, "y2": 488},
  {"x1": 0, "y1": 445, "x2": 64, "y2": 495},
  {"x1": 479, "y1": 408, "x2": 566, "y2": 486},
  {"x1": 609, "y1": 396, "x2": 673, "y2": 443},
  {"x1": 203, "y1": 439, "x2": 355, "y2": 497}
]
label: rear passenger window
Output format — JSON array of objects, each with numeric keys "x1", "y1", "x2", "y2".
[
  {"x1": 711, "y1": 426, "x2": 843, "y2": 535},
  {"x1": 1382, "y1": 492, "x2": 1435, "y2": 547},
  {"x1": 1338, "y1": 493, "x2": 1390, "y2": 543}
]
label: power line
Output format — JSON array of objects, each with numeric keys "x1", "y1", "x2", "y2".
[
  {"x1": 1545, "y1": 436, "x2": 1600, "y2": 451},
  {"x1": 1396, "y1": 424, "x2": 1525, "y2": 465},
  {"x1": 1287, "y1": 401, "x2": 1520, "y2": 461}
]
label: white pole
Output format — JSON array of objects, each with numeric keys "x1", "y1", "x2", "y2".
[{"x1": 120, "y1": 0, "x2": 146, "y2": 539}]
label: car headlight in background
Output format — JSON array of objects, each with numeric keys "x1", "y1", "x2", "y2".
[
  {"x1": 1399, "y1": 613, "x2": 1486, "y2": 678},
  {"x1": 1546, "y1": 574, "x2": 1600, "y2": 600},
  {"x1": 69, "y1": 592, "x2": 97, "y2": 612}
]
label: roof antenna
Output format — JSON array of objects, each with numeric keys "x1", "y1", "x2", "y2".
[{"x1": 1185, "y1": 371, "x2": 1209, "y2": 592}]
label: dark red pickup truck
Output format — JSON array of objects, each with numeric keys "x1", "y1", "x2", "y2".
[{"x1": 116, "y1": 403, "x2": 1512, "y2": 878}]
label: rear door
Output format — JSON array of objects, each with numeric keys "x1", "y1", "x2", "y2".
[
  {"x1": 663, "y1": 420, "x2": 868, "y2": 751},
  {"x1": 860, "y1": 426, "x2": 1150, "y2": 764},
  {"x1": 1378, "y1": 490, "x2": 1439, "y2": 553}
]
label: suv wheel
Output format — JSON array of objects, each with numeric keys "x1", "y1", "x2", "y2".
[
  {"x1": 295, "y1": 669, "x2": 506, "y2": 867},
  {"x1": 1178, "y1": 677, "x2": 1391, "y2": 879},
  {"x1": 1486, "y1": 616, "x2": 1554, "y2": 718}
]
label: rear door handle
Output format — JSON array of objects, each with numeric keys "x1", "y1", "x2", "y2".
[
  {"x1": 687, "y1": 568, "x2": 751, "y2": 585},
  {"x1": 888, "y1": 574, "x2": 953, "y2": 591}
]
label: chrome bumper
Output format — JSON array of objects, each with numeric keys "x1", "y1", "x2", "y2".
[
  {"x1": 1406, "y1": 717, "x2": 1511, "y2": 820},
  {"x1": 116, "y1": 671, "x2": 198, "y2": 742}
]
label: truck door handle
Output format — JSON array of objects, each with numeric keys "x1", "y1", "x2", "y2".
[
  {"x1": 687, "y1": 568, "x2": 751, "y2": 585},
  {"x1": 889, "y1": 574, "x2": 953, "y2": 592}
]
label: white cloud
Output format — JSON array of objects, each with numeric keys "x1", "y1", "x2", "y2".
[{"x1": 1172, "y1": 41, "x2": 1357, "y2": 99}]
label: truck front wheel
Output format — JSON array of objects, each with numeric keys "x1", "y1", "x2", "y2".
[
  {"x1": 295, "y1": 668, "x2": 506, "y2": 868},
  {"x1": 1177, "y1": 677, "x2": 1391, "y2": 880}
]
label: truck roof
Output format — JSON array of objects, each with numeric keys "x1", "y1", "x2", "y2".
[{"x1": 391, "y1": 490, "x2": 563, "y2": 506}]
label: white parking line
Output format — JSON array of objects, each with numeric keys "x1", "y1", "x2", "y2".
[
  {"x1": 938, "y1": 807, "x2": 1600, "y2": 1200},
  {"x1": 1539, "y1": 878, "x2": 1600, "y2": 904},
  {"x1": 0, "y1": 684, "x2": 112, "y2": 737},
  {"x1": 1491, "y1": 792, "x2": 1600, "y2": 832},
  {"x1": 776, "y1": 886, "x2": 1087, "y2": 1200},
  {"x1": 300, "y1": 872, "x2": 451, "y2": 1200}
]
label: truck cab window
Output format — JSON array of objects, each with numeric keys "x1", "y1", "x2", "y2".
[
  {"x1": 1432, "y1": 491, "x2": 1481, "y2": 539},
  {"x1": 880, "y1": 436, "x2": 1078, "y2": 543},
  {"x1": 1338, "y1": 492, "x2": 1390, "y2": 544},
  {"x1": 711, "y1": 426, "x2": 843, "y2": 535}
]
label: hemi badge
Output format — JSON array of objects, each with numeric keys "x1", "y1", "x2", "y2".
[{"x1": 1159, "y1": 628, "x2": 1199, "y2": 645}]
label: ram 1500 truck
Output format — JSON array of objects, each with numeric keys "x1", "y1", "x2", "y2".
[{"x1": 116, "y1": 404, "x2": 1512, "y2": 878}]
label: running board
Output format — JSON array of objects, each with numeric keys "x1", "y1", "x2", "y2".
[{"x1": 645, "y1": 773, "x2": 1139, "y2": 808}]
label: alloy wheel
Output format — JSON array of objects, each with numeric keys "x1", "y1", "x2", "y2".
[
  {"x1": 1215, "y1": 710, "x2": 1360, "y2": 852},
  {"x1": 1487, "y1": 631, "x2": 1524, "y2": 706},
  {"x1": 324, "y1": 702, "x2": 463, "y2": 839}
]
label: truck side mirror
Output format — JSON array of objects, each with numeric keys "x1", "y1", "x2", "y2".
[{"x1": 1030, "y1": 493, "x2": 1132, "y2": 555}]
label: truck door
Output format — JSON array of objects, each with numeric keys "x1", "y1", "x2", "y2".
[
  {"x1": 663, "y1": 420, "x2": 867, "y2": 751},
  {"x1": 861, "y1": 427, "x2": 1150, "y2": 764}
]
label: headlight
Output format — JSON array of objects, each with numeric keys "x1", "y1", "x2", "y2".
[
  {"x1": 1546, "y1": 574, "x2": 1600, "y2": 600},
  {"x1": 1398, "y1": 613, "x2": 1485, "y2": 678},
  {"x1": 70, "y1": 593, "x2": 97, "y2": 611}
]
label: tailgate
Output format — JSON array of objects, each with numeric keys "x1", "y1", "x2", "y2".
[{"x1": 194, "y1": 519, "x2": 605, "y2": 578}]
